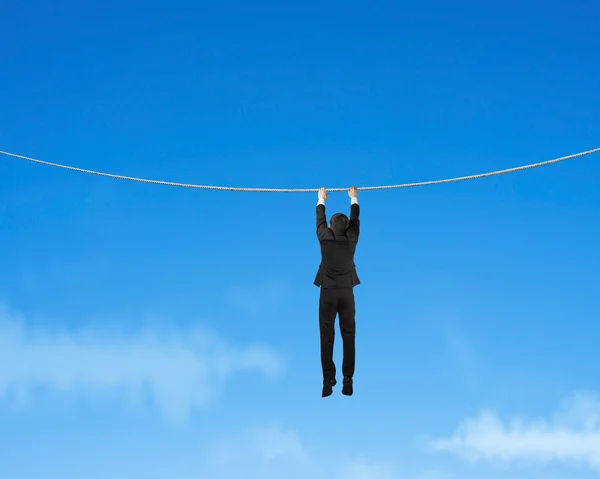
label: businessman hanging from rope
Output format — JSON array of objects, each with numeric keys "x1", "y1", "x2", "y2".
[{"x1": 313, "y1": 185, "x2": 360, "y2": 397}]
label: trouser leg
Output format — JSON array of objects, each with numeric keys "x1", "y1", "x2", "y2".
[
  {"x1": 337, "y1": 288, "x2": 356, "y2": 379},
  {"x1": 319, "y1": 287, "x2": 337, "y2": 381}
]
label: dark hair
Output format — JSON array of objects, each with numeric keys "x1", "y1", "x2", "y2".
[{"x1": 330, "y1": 213, "x2": 349, "y2": 230}]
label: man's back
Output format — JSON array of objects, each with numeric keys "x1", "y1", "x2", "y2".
[{"x1": 313, "y1": 201, "x2": 360, "y2": 289}]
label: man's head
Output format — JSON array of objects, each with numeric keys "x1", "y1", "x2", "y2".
[{"x1": 329, "y1": 213, "x2": 349, "y2": 233}]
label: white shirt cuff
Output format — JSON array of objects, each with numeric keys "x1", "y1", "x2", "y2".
[
  {"x1": 351, "y1": 197, "x2": 358, "y2": 205},
  {"x1": 317, "y1": 198, "x2": 325, "y2": 206}
]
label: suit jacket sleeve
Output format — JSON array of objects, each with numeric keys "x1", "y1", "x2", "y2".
[
  {"x1": 348, "y1": 203, "x2": 360, "y2": 238},
  {"x1": 316, "y1": 204, "x2": 329, "y2": 241}
]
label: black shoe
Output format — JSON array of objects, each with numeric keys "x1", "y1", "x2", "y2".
[
  {"x1": 322, "y1": 378, "x2": 337, "y2": 397},
  {"x1": 342, "y1": 377, "x2": 353, "y2": 396}
]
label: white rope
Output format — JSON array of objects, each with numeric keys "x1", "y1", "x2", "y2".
[{"x1": 1, "y1": 147, "x2": 598, "y2": 193}]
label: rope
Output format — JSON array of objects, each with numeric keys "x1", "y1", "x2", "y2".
[{"x1": 1, "y1": 147, "x2": 598, "y2": 193}]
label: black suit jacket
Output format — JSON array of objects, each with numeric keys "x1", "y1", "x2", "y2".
[{"x1": 313, "y1": 203, "x2": 361, "y2": 288}]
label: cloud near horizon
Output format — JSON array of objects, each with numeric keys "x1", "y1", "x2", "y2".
[
  {"x1": 208, "y1": 424, "x2": 420, "y2": 479},
  {"x1": 0, "y1": 306, "x2": 284, "y2": 423},
  {"x1": 430, "y1": 392, "x2": 600, "y2": 471}
]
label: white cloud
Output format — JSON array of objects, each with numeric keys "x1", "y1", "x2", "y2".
[
  {"x1": 207, "y1": 425, "x2": 456, "y2": 479},
  {"x1": 207, "y1": 424, "x2": 399, "y2": 479},
  {"x1": 0, "y1": 306, "x2": 283, "y2": 423},
  {"x1": 2, "y1": 419, "x2": 444, "y2": 479},
  {"x1": 430, "y1": 392, "x2": 600, "y2": 471}
]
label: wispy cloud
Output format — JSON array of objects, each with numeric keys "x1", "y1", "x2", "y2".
[
  {"x1": 429, "y1": 392, "x2": 600, "y2": 471},
  {"x1": 0, "y1": 306, "x2": 283, "y2": 423},
  {"x1": 208, "y1": 424, "x2": 449, "y2": 479},
  {"x1": 209, "y1": 424, "x2": 398, "y2": 479},
  {"x1": 2, "y1": 419, "x2": 441, "y2": 479}
]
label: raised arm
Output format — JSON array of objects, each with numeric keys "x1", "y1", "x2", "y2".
[
  {"x1": 348, "y1": 186, "x2": 360, "y2": 238},
  {"x1": 316, "y1": 187, "x2": 330, "y2": 241}
]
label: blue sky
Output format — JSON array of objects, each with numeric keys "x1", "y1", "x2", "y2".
[{"x1": 1, "y1": 0, "x2": 599, "y2": 477}]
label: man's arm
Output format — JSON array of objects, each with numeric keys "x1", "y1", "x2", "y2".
[
  {"x1": 348, "y1": 186, "x2": 360, "y2": 238},
  {"x1": 316, "y1": 187, "x2": 330, "y2": 241},
  {"x1": 316, "y1": 201, "x2": 328, "y2": 239}
]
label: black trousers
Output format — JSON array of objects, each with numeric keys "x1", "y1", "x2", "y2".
[{"x1": 319, "y1": 286, "x2": 356, "y2": 381}]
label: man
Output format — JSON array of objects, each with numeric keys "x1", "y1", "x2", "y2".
[{"x1": 314, "y1": 185, "x2": 360, "y2": 398}]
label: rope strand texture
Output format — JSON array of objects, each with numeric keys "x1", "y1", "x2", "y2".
[{"x1": 1, "y1": 147, "x2": 599, "y2": 193}]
